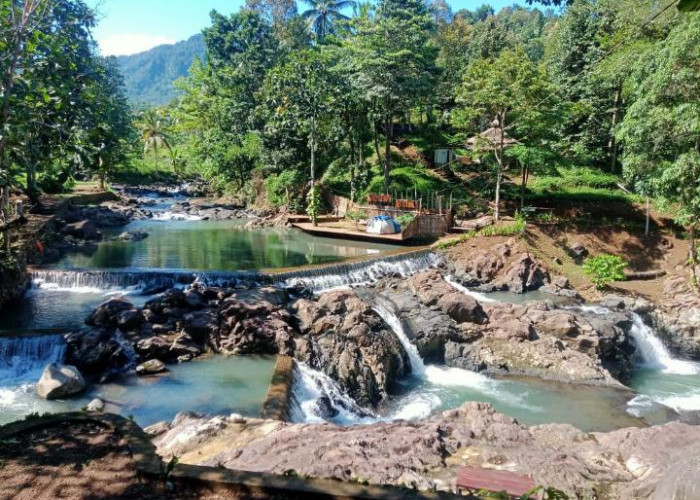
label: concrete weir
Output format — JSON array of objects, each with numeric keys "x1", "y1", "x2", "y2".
[{"x1": 261, "y1": 355, "x2": 295, "y2": 421}]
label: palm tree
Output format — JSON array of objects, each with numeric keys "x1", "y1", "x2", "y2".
[
  {"x1": 301, "y1": 0, "x2": 356, "y2": 39},
  {"x1": 136, "y1": 109, "x2": 174, "y2": 172}
]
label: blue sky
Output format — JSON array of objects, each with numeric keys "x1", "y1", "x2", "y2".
[{"x1": 87, "y1": 0, "x2": 524, "y2": 56}]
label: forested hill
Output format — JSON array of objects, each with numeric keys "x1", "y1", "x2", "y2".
[{"x1": 117, "y1": 34, "x2": 205, "y2": 107}]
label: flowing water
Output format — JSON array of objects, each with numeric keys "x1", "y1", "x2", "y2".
[
  {"x1": 0, "y1": 349, "x2": 276, "y2": 427},
  {"x1": 5, "y1": 192, "x2": 700, "y2": 431},
  {"x1": 291, "y1": 299, "x2": 642, "y2": 431},
  {"x1": 445, "y1": 285, "x2": 700, "y2": 422}
]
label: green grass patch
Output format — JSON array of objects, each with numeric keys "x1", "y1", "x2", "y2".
[{"x1": 437, "y1": 216, "x2": 527, "y2": 250}]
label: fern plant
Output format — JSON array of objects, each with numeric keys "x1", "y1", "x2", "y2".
[{"x1": 582, "y1": 254, "x2": 628, "y2": 290}]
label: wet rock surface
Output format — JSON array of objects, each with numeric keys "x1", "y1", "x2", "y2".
[
  {"x1": 74, "y1": 286, "x2": 409, "y2": 408},
  {"x1": 377, "y1": 270, "x2": 636, "y2": 386},
  {"x1": 36, "y1": 364, "x2": 86, "y2": 400},
  {"x1": 153, "y1": 402, "x2": 700, "y2": 499},
  {"x1": 655, "y1": 274, "x2": 700, "y2": 359}
]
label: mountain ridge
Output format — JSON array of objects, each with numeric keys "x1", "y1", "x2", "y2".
[{"x1": 116, "y1": 33, "x2": 205, "y2": 107}]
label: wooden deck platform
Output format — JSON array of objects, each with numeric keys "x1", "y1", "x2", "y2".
[
  {"x1": 291, "y1": 222, "x2": 409, "y2": 244},
  {"x1": 456, "y1": 467, "x2": 536, "y2": 497}
]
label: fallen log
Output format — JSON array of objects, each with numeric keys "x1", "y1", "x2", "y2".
[{"x1": 625, "y1": 269, "x2": 667, "y2": 280}]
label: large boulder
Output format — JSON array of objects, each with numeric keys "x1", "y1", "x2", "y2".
[
  {"x1": 64, "y1": 329, "x2": 132, "y2": 375},
  {"x1": 655, "y1": 274, "x2": 700, "y2": 359},
  {"x1": 292, "y1": 289, "x2": 409, "y2": 407},
  {"x1": 373, "y1": 284, "x2": 465, "y2": 364},
  {"x1": 437, "y1": 292, "x2": 488, "y2": 325},
  {"x1": 62, "y1": 219, "x2": 101, "y2": 240},
  {"x1": 36, "y1": 364, "x2": 86, "y2": 400},
  {"x1": 136, "y1": 359, "x2": 168, "y2": 376},
  {"x1": 86, "y1": 297, "x2": 134, "y2": 327},
  {"x1": 496, "y1": 253, "x2": 549, "y2": 293},
  {"x1": 445, "y1": 301, "x2": 635, "y2": 386}
]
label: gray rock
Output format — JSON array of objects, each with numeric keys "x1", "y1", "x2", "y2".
[
  {"x1": 62, "y1": 219, "x2": 101, "y2": 240},
  {"x1": 292, "y1": 289, "x2": 409, "y2": 407},
  {"x1": 116, "y1": 230, "x2": 148, "y2": 242},
  {"x1": 117, "y1": 309, "x2": 144, "y2": 331},
  {"x1": 568, "y1": 242, "x2": 588, "y2": 263},
  {"x1": 144, "y1": 421, "x2": 171, "y2": 436},
  {"x1": 154, "y1": 402, "x2": 700, "y2": 498},
  {"x1": 136, "y1": 358, "x2": 168, "y2": 375},
  {"x1": 86, "y1": 297, "x2": 134, "y2": 327},
  {"x1": 86, "y1": 398, "x2": 105, "y2": 412},
  {"x1": 36, "y1": 364, "x2": 86, "y2": 400},
  {"x1": 437, "y1": 292, "x2": 488, "y2": 325}
]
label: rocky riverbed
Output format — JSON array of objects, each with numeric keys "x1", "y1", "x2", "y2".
[
  {"x1": 150, "y1": 402, "x2": 700, "y2": 499},
  {"x1": 14, "y1": 228, "x2": 700, "y2": 498},
  {"x1": 68, "y1": 247, "x2": 649, "y2": 406}
]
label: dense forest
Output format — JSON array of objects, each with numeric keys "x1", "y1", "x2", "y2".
[
  {"x1": 1, "y1": 0, "x2": 699, "y2": 261},
  {"x1": 117, "y1": 34, "x2": 205, "y2": 106}
]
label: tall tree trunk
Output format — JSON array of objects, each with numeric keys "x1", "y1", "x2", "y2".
[
  {"x1": 349, "y1": 131, "x2": 356, "y2": 203},
  {"x1": 493, "y1": 110, "x2": 506, "y2": 221},
  {"x1": 645, "y1": 196, "x2": 650, "y2": 237},
  {"x1": 384, "y1": 114, "x2": 392, "y2": 194},
  {"x1": 373, "y1": 121, "x2": 382, "y2": 181},
  {"x1": 26, "y1": 163, "x2": 38, "y2": 204},
  {"x1": 310, "y1": 118, "x2": 317, "y2": 226},
  {"x1": 520, "y1": 162, "x2": 529, "y2": 209},
  {"x1": 310, "y1": 117, "x2": 316, "y2": 186},
  {"x1": 608, "y1": 80, "x2": 622, "y2": 173}
]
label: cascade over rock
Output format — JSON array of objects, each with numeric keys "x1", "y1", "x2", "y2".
[
  {"x1": 292, "y1": 289, "x2": 410, "y2": 407},
  {"x1": 393, "y1": 270, "x2": 636, "y2": 385}
]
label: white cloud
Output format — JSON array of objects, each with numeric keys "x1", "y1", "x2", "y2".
[{"x1": 98, "y1": 33, "x2": 177, "y2": 56}]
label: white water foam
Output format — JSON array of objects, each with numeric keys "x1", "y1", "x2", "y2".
[
  {"x1": 444, "y1": 276, "x2": 499, "y2": 303},
  {"x1": 290, "y1": 362, "x2": 377, "y2": 425},
  {"x1": 283, "y1": 252, "x2": 444, "y2": 293},
  {"x1": 0, "y1": 335, "x2": 67, "y2": 385},
  {"x1": 30, "y1": 280, "x2": 141, "y2": 296},
  {"x1": 655, "y1": 393, "x2": 700, "y2": 412},
  {"x1": 628, "y1": 313, "x2": 700, "y2": 376},
  {"x1": 373, "y1": 299, "x2": 425, "y2": 376},
  {"x1": 152, "y1": 211, "x2": 203, "y2": 221}
]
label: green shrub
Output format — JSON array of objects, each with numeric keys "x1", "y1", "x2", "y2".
[
  {"x1": 396, "y1": 213, "x2": 416, "y2": 227},
  {"x1": 306, "y1": 185, "x2": 322, "y2": 224},
  {"x1": 582, "y1": 254, "x2": 628, "y2": 290},
  {"x1": 346, "y1": 209, "x2": 368, "y2": 229}
]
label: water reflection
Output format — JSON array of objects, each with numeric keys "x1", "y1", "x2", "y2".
[{"x1": 52, "y1": 220, "x2": 401, "y2": 271}]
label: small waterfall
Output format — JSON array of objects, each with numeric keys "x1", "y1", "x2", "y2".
[
  {"x1": 289, "y1": 362, "x2": 376, "y2": 425},
  {"x1": 372, "y1": 296, "x2": 507, "y2": 416},
  {"x1": 574, "y1": 304, "x2": 699, "y2": 375},
  {"x1": 152, "y1": 211, "x2": 203, "y2": 221},
  {"x1": 628, "y1": 313, "x2": 700, "y2": 375},
  {"x1": 0, "y1": 335, "x2": 67, "y2": 384},
  {"x1": 372, "y1": 297, "x2": 425, "y2": 376},
  {"x1": 30, "y1": 268, "x2": 270, "y2": 292},
  {"x1": 444, "y1": 275, "x2": 498, "y2": 303},
  {"x1": 279, "y1": 250, "x2": 444, "y2": 292}
]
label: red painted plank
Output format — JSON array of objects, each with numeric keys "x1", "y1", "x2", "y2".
[{"x1": 457, "y1": 467, "x2": 535, "y2": 497}]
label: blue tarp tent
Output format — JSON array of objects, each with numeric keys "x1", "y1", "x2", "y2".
[{"x1": 366, "y1": 215, "x2": 401, "y2": 234}]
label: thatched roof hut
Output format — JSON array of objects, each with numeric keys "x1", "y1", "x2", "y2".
[{"x1": 465, "y1": 126, "x2": 519, "y2": 151}]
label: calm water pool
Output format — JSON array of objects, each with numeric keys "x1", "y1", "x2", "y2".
[
  {"x1": 52, "y1": 220, "x2": 401, "y2": 271},
  {"x1": 0, "y1": 354, "x2": 277, "y2": 427}
]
